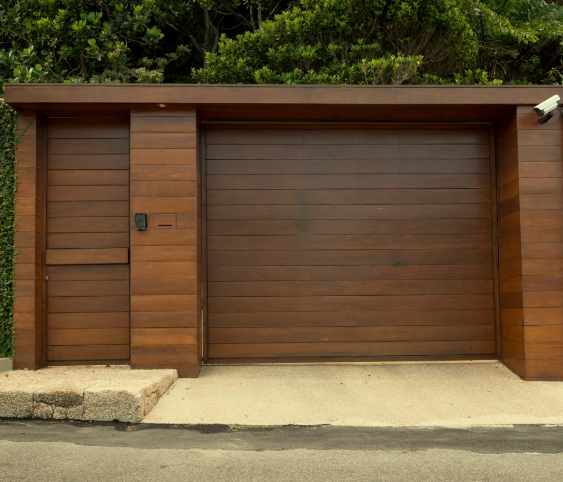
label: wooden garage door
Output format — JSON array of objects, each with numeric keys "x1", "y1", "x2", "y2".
[
  {"x1": 206, "y1": 127, "x2": 497, "y2": 361},
  {"x1": 45, "y1": 119, "x2": 130, "y2": 364}
]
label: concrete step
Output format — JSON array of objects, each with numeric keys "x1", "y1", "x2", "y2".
[{"x1": 0, "y1": 367, "x2": 177, "y2": 423}]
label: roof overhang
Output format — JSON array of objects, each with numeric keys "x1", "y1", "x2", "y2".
[{"x1": 5, "y1": 84, "x2": 563, "y2": 123}]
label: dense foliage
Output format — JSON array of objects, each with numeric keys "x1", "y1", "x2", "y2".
[
  {"x1": 1, "y1": 0, "x2": 562, "y2": 85},
  {"x1": 0, "y1": 0, "x2": 191, "y2": 84},
  {"x1": 194, "y1": 0, "x2": 563, "y2": 84},
  {"x1": 0, "y1": 102, "x2": 18, "y2": 359},
  {"x1": 0, "y1": 0, "x2": 296, "y2": 84}
]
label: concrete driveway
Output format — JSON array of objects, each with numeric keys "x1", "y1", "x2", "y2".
[{"x1": 144, "y1": 361, "x2": 563, "y2": 426}]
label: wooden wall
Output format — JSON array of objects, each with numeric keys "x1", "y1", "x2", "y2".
[
  {"x1": 497, "y1": 110, "x2": 525, "y2": 377},
  {"x1": 517, "y1": 106, "x2": 563, "y2": 380},
  {"x1": 129, "y1": 107, "x2": 201, "y2": 377},
  {"x1": 13, "y1": 111, "x2": 42, "y2": 369},
  {"x1": 9, "y1": 100, "x2": 563, "y2": 381},
  {"x1": 498, "y1": 106, "x2": 563, "y2": 380}
]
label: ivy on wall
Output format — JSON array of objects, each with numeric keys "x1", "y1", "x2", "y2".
[{"x1": 0, "y1": 101, "x2": 19, "y2": 359}]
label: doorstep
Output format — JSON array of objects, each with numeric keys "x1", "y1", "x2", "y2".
[{"x1": 0, "y1": 366, "x2": 177, "y2": 423}]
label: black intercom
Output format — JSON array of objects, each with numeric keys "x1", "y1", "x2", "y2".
[{"x1": 135, "y1": 213, "x2": 147, "y2": 230}]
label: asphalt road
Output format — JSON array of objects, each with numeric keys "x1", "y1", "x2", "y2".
[{"x1": 1, "y1": 420, "x2": 562, "y2": 481}]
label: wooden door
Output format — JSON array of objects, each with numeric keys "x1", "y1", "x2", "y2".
[
  {"x1": 45, "y1": 119, "x2": 130, "y2": 364},
  {"x1": 206, "y1": 127, "x2": 497, "y2": 362}
]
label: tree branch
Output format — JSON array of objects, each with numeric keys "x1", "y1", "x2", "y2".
[{"x1": 166, "y1": 21, "x2": 206, "y2": 56}]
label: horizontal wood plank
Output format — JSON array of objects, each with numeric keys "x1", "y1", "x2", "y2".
[
  {"x1": 48, "y1": 186, "x2": 129, "y2": 201},
  {"x1": 48, "y1": 328, "x2": 129, "y2": 346},
  {"x1": 208, "y1": 279, "x2": 493, "y2": 297},
  {"x1": 48, "y1": 154, "x2": 129, "y2": 170},
  {"x1": 209, "y1": 310, "x2": 495, "y2": 327},
  {"x1": 48, "y1": 119, "x2": 129, "y2": 139},
  {"x1": 130, "y1": 116, "x2": 196, "y2": 133},
  {"x1": 46, "y1": 248, "x2": 128, "y2": 265},
  {"x1": 46, "y1": 264, "x2": 129, "y2": 281},
  {"x1": 47, "y1": 217, "x2": 129, "y2": 233},
  {"x1": 131, "y1": 328, "x2": 196, "y2": 345},
  {"x1": 209, "y1": 325, "x2": 494, "y2": 344},
  {"x1": 209, "y1": 265, "x2": 493, "y2": 281},
  {"x1": 131, "y1": 311, "x2": 198, "y2": 328},
  {"x1": 210, "y1": 295, "x2": 494, "y2": 312},
  {"x1": 130, "y1": 132, "x2": 196, "y2": 149},
  {"x1": 48, "y1": 280, "x2": 129, "y2": 297},
  {"x1": 48, "y1": 312, "x2": 130, "y2": 329},
  {"x1": 208, "y1": 173, "x2": 491, "y2": 190},
  {"x1": 207, "y1": 129, "x2": 489, "y2": 145},
  {"x1": 209, "y1": 249, "x2": 492, "y2": 266},
  {"x1": 48, "y1": 138, "x2": 129, "y2": 155},
  {"x1": 48, "y1": 201, "x2": 129, "y2": 217},
  {"x1": 47, "y1": 232, "x2": 129, "y2": 249},
  {"x1": 130, "y1": 148, "x2": 196, "y2": 165},
  {"x1": 207, "y1": 204, "x2": 491, "y2": 220},
  {"x1": 208, "y1": 189, "x2": 491, "y2": 205},
  {"x1": 208, "y1": 340, "x2": 495, "y2": 358},
  {"x1": 48, "y1": 170, "x2": 129, "y2": 186},
  {"x1": 208, "y1": 234, "x2": 492, "y2": 251},
  {"x1": 47, "y1": 345, "x2": 129, "y2": 361},
  {"x1": 48, "y1": 296, "x2": 129, "y2": 313}
]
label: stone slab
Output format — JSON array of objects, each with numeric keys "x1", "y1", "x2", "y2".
[
  {"x1": 0, "y1": 367, "x2": 177, "y2": 423},
  {"x1": 0, "y1": 358, "x2": 12, "y2": 374}
]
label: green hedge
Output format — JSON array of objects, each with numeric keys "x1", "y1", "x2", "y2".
[{"x1": 0, "y1": 101, "x2": 19, "y2": 359}]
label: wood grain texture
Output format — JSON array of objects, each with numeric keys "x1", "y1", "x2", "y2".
[
  {"x1": 13, "y1": 111, "x2": 40, "y2": 370},
  {"x1": 48, "y1": 154, "x2": 129, "y2": 170},
  {"x1": 48, "y1": 138, "x2": 129, "y2": 155},
  {"x1": 130, "y1": 132, "x2": 196, "y2": 149},
  {"x1": 495, "y1": 111, "x2": 526, "y2": 376},
  {"x1": 209, "y1": 310, "x2": 494, "y2": 328},
  {"x1": 507, "y1": 106, "x2": 563, "y2": 379},
  {"x1": 48, "y1": 312, "x2": 130, "y2": 329},
  {"x1": 131, "y1": 311, "x2": 198, "y2": 328},
  {"x1": 46, "y1": 248, "x2": 128, "y2": 265},
  {"x1": 131, "y1": 117, "x2": 196, "y2": 133},
  {"x1": 129, "y1": 107, "x2": 200, "y2": 377},
  {"x1": 47, "y1": 345, "x2": 129, "y2": 361},
  {"x1": 5, "y1": 84, "x2": 561, "y2": 107},
  {"x1": 210, "y1": 325, "x2": 494, "y2": 344},
  {"x1": 48, "y1": 328, "x2": 129, "y2": 345},
  {"x1": 207, "y1": 127, "x2": 496, "y2": 360},
  {"x1": 47, "y1": 119, "x2": 129, "y2": 139},
  {"x1": 208, "y1": 340, "x2": 495, "y2": 358},
  {"x1": 48, "y1": 186, "x2": 129, "y2": 201},
  {"x1": 130, "y1": 149, "x2": 196, "y2": 165},
  {"x1": 45, "y1": 118, "x2": 130, "y2": 365}
]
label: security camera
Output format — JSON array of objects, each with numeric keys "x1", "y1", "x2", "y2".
[{"x1": 534, "y1": 95, "x2": 562, "y2": 124}]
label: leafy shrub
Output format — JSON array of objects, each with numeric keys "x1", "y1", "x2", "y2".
[
  {"x1": 194, "y1": 0, "x2": 563, "y2": 84},
  {"x1": 0, "y1": 101, "x2": 18, "y2": 359}
]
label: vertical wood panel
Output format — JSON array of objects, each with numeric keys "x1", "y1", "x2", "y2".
[
  {"x1": 13, "y1": 111, "x2": 41, "y2": 370},
  {"x1": 129, "y1": 107, "x2": 201, "y2": 377},
  {"x1": 497, "y1": 110, "x2": 525, "y2": 377},
  {"x1": 517, "y1": 106, "x2": 563, "y2": 380}
]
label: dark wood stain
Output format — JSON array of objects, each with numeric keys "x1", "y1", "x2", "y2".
[
  {"x1": 206, "y1": 127, "x2": 497, "y2": 361},
  {"x1": 45, "y1": 119, "x2": 130, "y2": 363}
]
